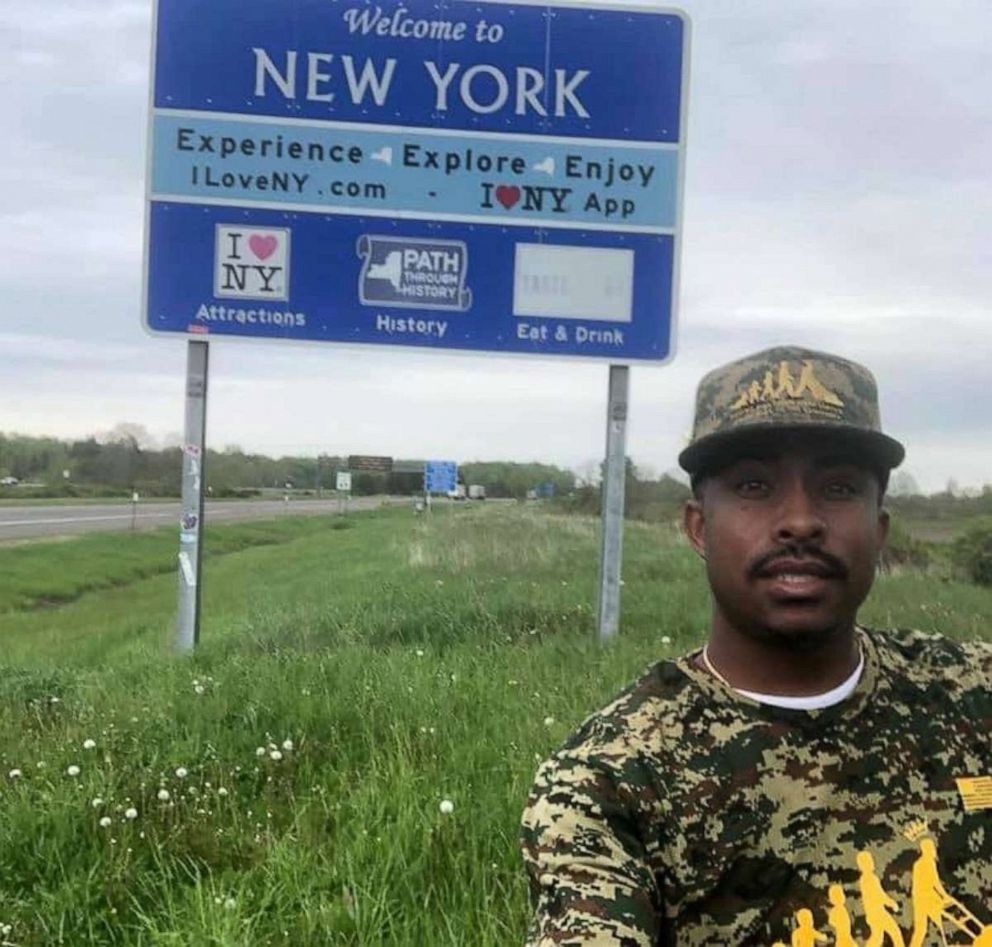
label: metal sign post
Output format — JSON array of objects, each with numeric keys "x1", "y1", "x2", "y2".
[
  {"x1": 176, "y1": 340, "x2": 208, "y2": 653},
  {"x1": 597, "y1": 365, "x2": 629, "y2": 643}
]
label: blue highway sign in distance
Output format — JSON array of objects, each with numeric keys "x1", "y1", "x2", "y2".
[
  {"x1": 144, "y1": 0, "x2": 689, "y2": 363},
  {"x1": 424, "y1": 461, "x2": 458, "y2": 494}
]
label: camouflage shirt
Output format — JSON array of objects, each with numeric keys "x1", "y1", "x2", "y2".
[{"x1": 521, "y1": 628, "x2": 992, "y2": 946}]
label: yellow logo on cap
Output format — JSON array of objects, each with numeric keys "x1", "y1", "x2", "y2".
[{"x1": 732, "y1": 360, "x2": 844, "y2": 412}]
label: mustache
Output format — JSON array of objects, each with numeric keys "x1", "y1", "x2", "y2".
[{"x1": 747, "y1": 547, "x2": 848, "y2": 580}]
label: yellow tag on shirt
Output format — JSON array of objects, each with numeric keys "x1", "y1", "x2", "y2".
[{"x1": 956, "y1": 776, "x2": 992, "y2": 811}]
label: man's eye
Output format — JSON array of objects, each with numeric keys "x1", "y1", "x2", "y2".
[
  {"x1": 735, "y1": 479, "x2": 770, "y2": 497},
  {"x1": 824, "y1": 481, "x2": 858, "y2": 498}
]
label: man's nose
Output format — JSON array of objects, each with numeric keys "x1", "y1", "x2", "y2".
[{"x1": 773, "y1": 481, "x2": 825, "y2": 543}]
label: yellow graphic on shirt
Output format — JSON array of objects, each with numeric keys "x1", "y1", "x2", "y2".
[
  {"x1": 776, "y1": 829, "x2": 990, "y2": 947},
  {"x1": 828, "y1": 884, "x2": 858, "y2": 947},
  {"x1": 956, "y1": 777, "x2": 992, "y2": 813},
  {"x1": 793, "y1": 908, "x2": 829, "y2": 946},
  {"x1": 908, "y1": 839, "x2": 951, "y2": 947},
  {"x1": 858, "y1": 850, "x2": 907, "y2": 947}
]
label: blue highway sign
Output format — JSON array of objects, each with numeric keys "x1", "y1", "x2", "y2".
[
  {"x1": 144, "y1": 0, "x2": 689, "y2": 363},
  {"x1": 424, "y1": 461, "x2": 458, "y2": 494}
]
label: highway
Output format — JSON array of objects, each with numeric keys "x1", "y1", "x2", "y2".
[{"x1": 0, "y1": 496, "x2": 403, "y2": 543}]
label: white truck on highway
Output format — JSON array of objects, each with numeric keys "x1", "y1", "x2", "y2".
[{"x1": 468, "y1": 484, "x2": 486, "y2": 500}]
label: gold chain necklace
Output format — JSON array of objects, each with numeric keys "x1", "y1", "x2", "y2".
[
  {"x1": 700, "y1": 639, "x2": 864, "y2": 692},
  {"x1": 700, "y1": 645, "x2": 734, "y2": 688}
]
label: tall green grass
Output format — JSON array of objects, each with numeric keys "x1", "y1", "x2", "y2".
[
  {"x1": 0, "y1": 516, "x2": 356, "y2": 614},
  {"x1": 0, "y1": 505, "x2": 989, "y2": 945}
]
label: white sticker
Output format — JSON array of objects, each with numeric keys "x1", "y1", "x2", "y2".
[
  {"x1": 513, "y1": 244, "x2": 634, "y2": 322},
  {"x1": 179, "y1": 552, "x2": 197, "y2": 586}
]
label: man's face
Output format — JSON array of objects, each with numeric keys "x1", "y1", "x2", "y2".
[{"x1": 683, "y1": 435, "x2": 890, "y2": 648}]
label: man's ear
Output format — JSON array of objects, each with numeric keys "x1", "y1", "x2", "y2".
[
  {"x1": 876, "y1": 505, "x2": 890, "y2": 549},
  {"x1": 683, "y1": 497, "x2": 707, "y2": 559}
]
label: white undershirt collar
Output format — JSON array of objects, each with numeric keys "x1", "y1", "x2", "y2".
[{"x1": 734, "y1": 651, "x2": 866, "y2": 710}]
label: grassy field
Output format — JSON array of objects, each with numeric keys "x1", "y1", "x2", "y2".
[{"x1": 1, "y1": 505, "x2": 989, "y2": 945}]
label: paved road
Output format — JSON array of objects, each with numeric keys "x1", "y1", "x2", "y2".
[{"x1": 0, "y1": 496, "x2": 404, "y2": 543}]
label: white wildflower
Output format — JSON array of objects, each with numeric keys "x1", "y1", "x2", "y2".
[
  {"x1": 439, "y1": 799, "x2": 454, "y2": 815},
  {"x1": 91, "y1": 797, "x2": 104, "y2": 808},
  {"x1": 157, "y1": 789, "x2": 171, "y2": 802},
  {"x1": 255, "y1": 746, "x2": 266, "y2": 757},
  {"x1": 67, "y1": 765, "x2": 81, "y2": 777},
  {"x1": 124, "y1": 807, "x2": 138, "y2": 820},
  {"x1": 8, "y1": 769, "x2": 22, "y2": 779},
  {"x1": 661, "y1": 635, "x2": 672, "y2": 646},
  {"x1": 543, "y1": 716, "x2": 555, "y2": 727},
  {"x1": 224, "y1": 897, "x2": 236, "y2": 910},
  {"x1": 281, "y1": 739, "x2": 293, "y2": 752},
  {"x1": 83, "y1": 739, "x2": 96, "y2": 750},
  {"x1": 218, "y1": 787, "x2": 229, "y2": 797},
  {"x1": 194, "y1": 684, "x2": 206, "y2": 696},
  {"x1": 269, "y1": 750, "x2": 283, "y2": 762},
  {"x1": 99, "y1": 816, "x2": 112, "y2": 828},
  {"x1": 175, "y1": 767, "x2": 188, "y2": 779}
]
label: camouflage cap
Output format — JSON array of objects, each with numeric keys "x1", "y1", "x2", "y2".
[{"x1": 678, "y1": 345, "x2": 905, "y2": 476}]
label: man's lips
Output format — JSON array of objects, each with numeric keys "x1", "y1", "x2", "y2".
[{"x1": 749, "y1": 554, "x2": 847, "y2": 598}]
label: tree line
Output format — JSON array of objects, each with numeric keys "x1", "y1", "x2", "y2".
[
  {"x1": 3, "y1": 429, "x2": 989, "y2": 518},
  {"x1": 0, "y1": 432, "x2": 576, "y2": 500}
]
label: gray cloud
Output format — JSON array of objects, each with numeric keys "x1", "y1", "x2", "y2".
[{"x1": 0, "y1": 0, "x2": 988, "y2": 493}]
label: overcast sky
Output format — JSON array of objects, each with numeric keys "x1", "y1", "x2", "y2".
[{"x1": 1, "y1": 0, "x2": 988, "y2": 492}]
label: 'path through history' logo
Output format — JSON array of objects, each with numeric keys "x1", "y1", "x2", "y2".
[{"x1": 357, "y1": 235, "x2": 471, "y2": 311}]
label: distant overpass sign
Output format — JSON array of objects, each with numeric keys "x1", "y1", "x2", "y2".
[
  {"x1": 144, "y1": 0, "x2": 689, "y2": 364},
  {"x1": 393, "y1": 460, "x2": 428, "y2": 474},
  {"x1": 348, "y1": 455, "x2": 393, "y2": 473}
]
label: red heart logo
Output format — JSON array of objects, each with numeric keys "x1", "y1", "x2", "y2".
[
  {"x1": 248, "y1": 234, "x2": 279, "y2": 261},
  {"x1": 495, "y1": 185, "x2": 521, "y2": 210}
]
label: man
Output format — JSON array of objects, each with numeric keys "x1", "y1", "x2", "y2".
[{"x1": 520, "y1": 346, "x2": 991, "y2": 946}]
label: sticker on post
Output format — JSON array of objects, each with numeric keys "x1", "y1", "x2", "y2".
[
  {"x1": 179, "y1": 551, "x2": 197, "y2": 586},
  {"x1": 357, "y1": 235, "x2": 472, "y2": 311}
]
